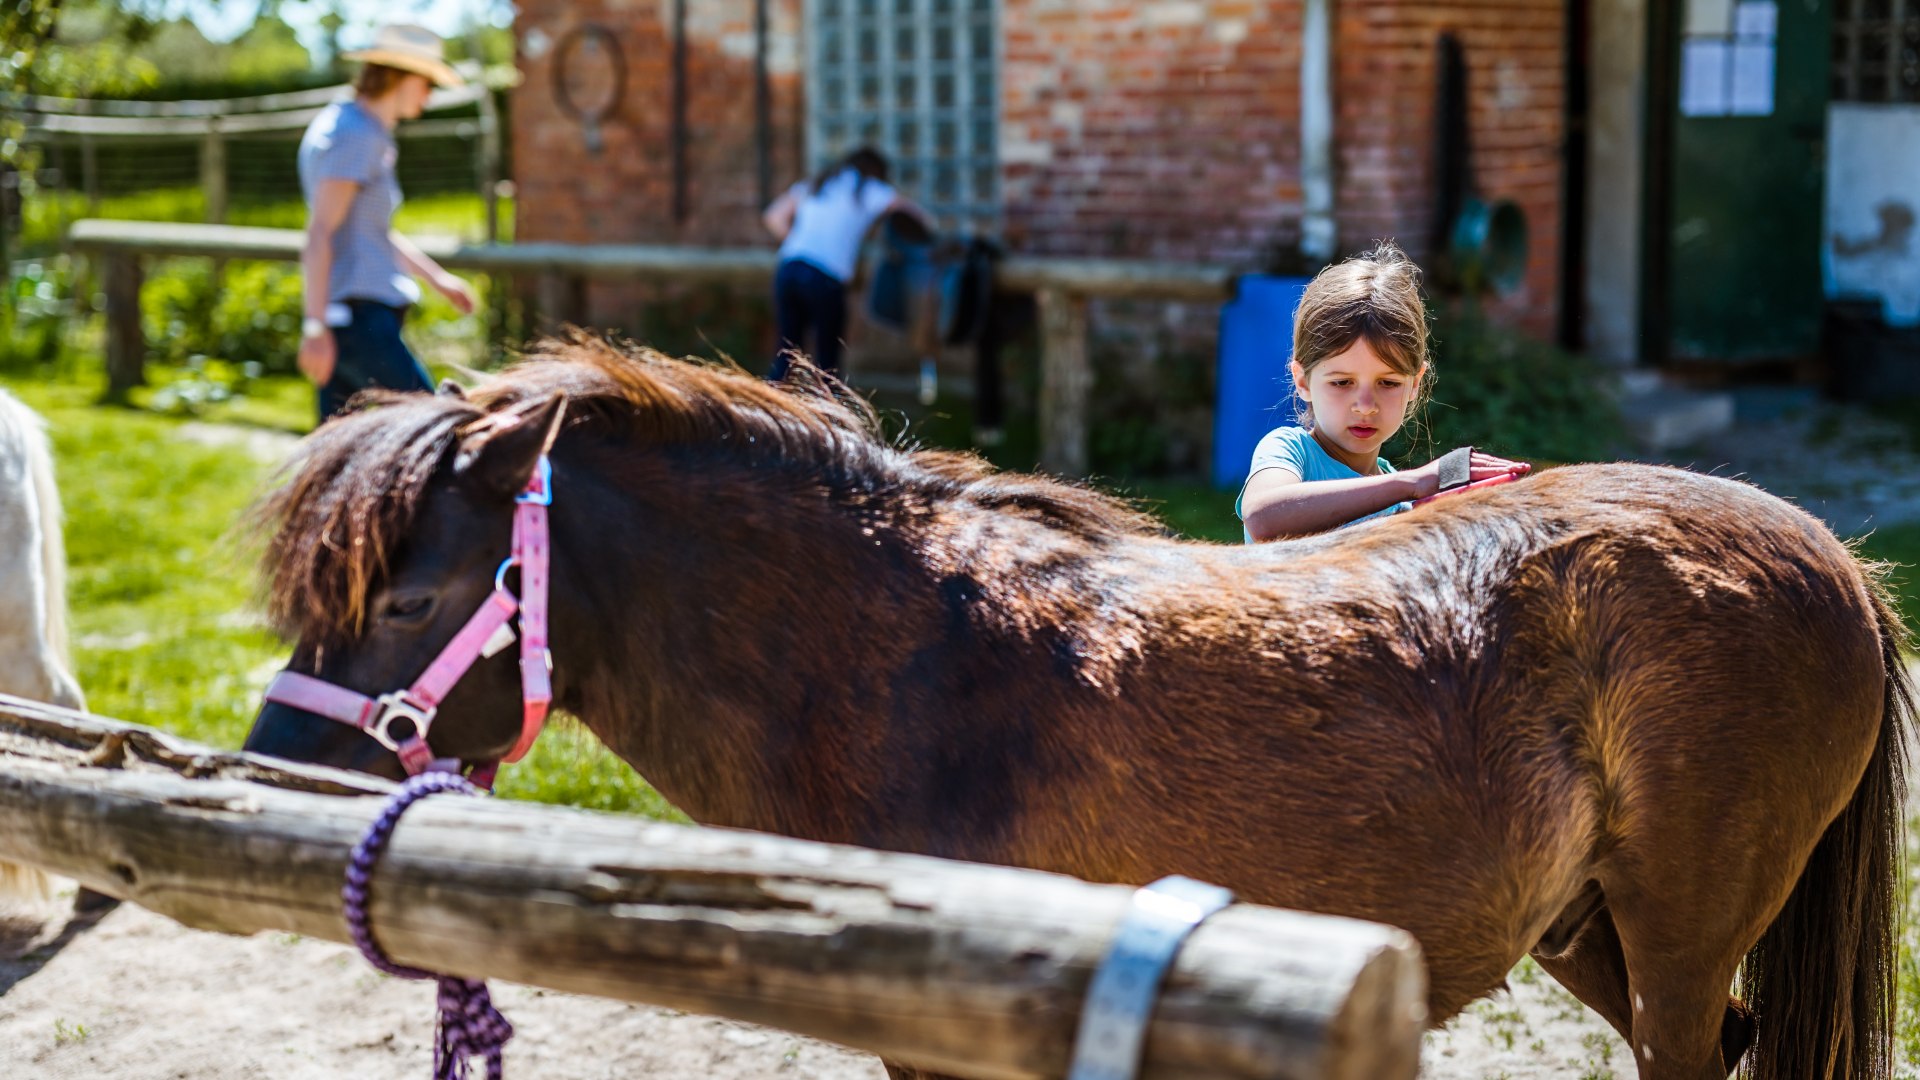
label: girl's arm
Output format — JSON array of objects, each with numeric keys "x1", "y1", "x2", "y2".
[
  {"x1": 1241, "y1": 469, "x2": 1425, "y2": 541},
  {"x1": 762, "y1": 190, "x2": 799, "y2": 241},
  {"x1": 1242, "y1": 450, "x2": 1530, "y2": 541}
]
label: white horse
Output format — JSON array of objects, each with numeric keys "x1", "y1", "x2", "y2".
[
  {"x1": 0, "y1": 388, "x2": 83, "y2": 711},
  {"x1": 0, "y1": 388, "x2": 84, "y2": 899}
]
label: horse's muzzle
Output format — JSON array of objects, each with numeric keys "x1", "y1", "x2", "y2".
[{"x1": 245, "y1": 698, "x2": 408, "y2": 780}]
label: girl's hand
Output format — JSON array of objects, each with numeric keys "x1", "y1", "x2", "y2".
[
  {"x1": 297, "y1": 330, "x2": 336, "y2": 386},
  {"x1": 434, "y1": 273, "x2": 478, "y2": 315},
  {"x1": 1410, "y1": 451, "x2": 1531, "y2": 499}
]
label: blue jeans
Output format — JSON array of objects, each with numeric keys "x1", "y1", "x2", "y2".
[
  {"x1": 319, "y1": 300, "x2": 433, "y2": 421},
  {"x1": 770, "y1": 259, "x2": 848, "y2": 380}
]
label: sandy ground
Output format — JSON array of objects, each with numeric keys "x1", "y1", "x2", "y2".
[
  {"x1": 0, "y1": 890, "x2": 889, "y2": 1080},
  {"x1": 0, "y1": 884, "x2": 1624, "y2": 1080}
]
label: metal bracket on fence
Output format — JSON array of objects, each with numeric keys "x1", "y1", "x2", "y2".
[{"x1": 1066, "y1": 875, "x2": 1235, "y2": 1080}]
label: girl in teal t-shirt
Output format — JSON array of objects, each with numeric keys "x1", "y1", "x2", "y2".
[{"x1": 1237, "y1": 242, "x2": 1528, "y2": 543}]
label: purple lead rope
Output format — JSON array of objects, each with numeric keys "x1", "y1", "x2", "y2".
[{"x1": 344, "y1": 771, "x2": 514, "y2": 1080}]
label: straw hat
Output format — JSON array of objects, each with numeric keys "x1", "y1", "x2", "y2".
[{"x1": 343, "y1": 24, "x2": 464, "y2": 88}]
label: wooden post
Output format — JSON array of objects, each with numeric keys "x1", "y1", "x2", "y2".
[
  {"x1": 102, "y1": 253, "x2": 145, "y2": 402},
  {"x1": 468, "y1": 30, "x2": 502, "y2": 247},
  {"x1": 0, "y1": 163, "x2": 12, "y2": 278},
  {"x1": 478, "y1": 90, "x2": 501, "y2": 246},
  {"x1": 0, "y1": 697, "x2": 1428, "y2": 1080},
  {"x1": 537, "y1": 271, "x2": 587, "y2": 329},
  {"x1": 1037, "y1": 287, "x2": 1091, "y2": 476},
  {"x1": 200, "y1": 116, "x2": 227, "y2": 225},
  {"x1": 79, "y1": 132, "x2": 100, "y2": 212}
]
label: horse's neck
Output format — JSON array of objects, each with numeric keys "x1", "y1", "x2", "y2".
[{"x1": 548, "y1": 456, "x2": 1146, "y2": 841}]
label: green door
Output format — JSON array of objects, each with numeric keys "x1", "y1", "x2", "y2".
[{"x1": 1663, "y1": 0, "x2": 1830, "y2": 361}]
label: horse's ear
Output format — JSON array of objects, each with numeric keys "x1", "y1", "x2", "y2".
[
  {"x1": 437, "y1": 379, "x2": 468, "y2": 399},
  {"x1": 453, "y1": 393, "x2": 567, "y2": 500}
]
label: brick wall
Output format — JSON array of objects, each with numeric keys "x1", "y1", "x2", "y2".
[
  {"x1": 998, "y1": 0, "x2": 1306, "y2": 266},
  {"x1": 511, "y1": 0, "x2": 1567, "y2": 330},
  {"x1": 1335, "y1": 1, "x2": 1566, "y2": 336},
  {"x1": 513, "y1": 0, "x2": 808, "y2": 247},
  {"x1": 511, "y1": 0, "x2": 805, "y2": 264},
  {"x1": 505, "y1": 0, "x2": 1571, "y2": 458}
]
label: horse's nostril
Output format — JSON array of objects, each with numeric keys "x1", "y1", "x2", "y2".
[{"x1": 108, "y1": 861, "x2": 137, "y2": 888}]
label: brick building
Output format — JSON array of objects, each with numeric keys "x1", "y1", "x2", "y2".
[
  {"x1": 512, "y1": 0, "x2": 1565, "y2": 324},
  {"x1": 506, "y1": 1, "x2": 1878, "y2": 460}
]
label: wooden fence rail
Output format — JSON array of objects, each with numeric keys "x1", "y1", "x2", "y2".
[
  {"x1": 65, "y1": 218, "x2": 1239, "y2": 475},
  {"x1": 0, "y1": 695, "x2": 1424, "y2": 1080}
]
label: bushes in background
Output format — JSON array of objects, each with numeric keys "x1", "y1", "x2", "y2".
[
  {"x1": 1084, "y1": 297, "x2": 1625, "y2": 480},
  {"x1": 1394, "y1": 303, "x2": 1624, "y2": 466}
]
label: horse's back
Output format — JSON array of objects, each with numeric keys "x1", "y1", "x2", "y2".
[{"x1": 1130, "y1": 461, "x2": 1887, "y2": 1015}]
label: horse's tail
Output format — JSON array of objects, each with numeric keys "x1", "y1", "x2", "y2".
[{"x1": 1737, "y1": 562, "x2": 1913, "y2": 1080}]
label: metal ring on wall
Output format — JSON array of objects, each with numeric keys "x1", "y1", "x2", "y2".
[{"x1": 550, "y1": 24, "x2": 627, "y2": 154}]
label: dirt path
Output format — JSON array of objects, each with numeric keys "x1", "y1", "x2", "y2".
[
  {"x1": 0, "y1": 880, "x2": 1629, "y2": 1080},
  {"x1": 0, "y1": 891, "x2": 885, "y2": 1080}
]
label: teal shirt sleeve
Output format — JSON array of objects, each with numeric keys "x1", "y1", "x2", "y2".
[
  {"x1": 1236, "y1": 426, "x2": 1410, "y2": 542},
  {"x1": 1235, "y1": 427, "x2": 1315, "y2": 520}
]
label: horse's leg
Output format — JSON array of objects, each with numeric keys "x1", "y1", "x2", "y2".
[
  {"x1": 1530, "y1": 903, "x2": 1632, "y2": 1038},
  {"x1": 1536, "y1": 902, "x2": 1755, "y2": 1075},
  {"x1": 1599, "y1": 884, "x2": 1756, "y2": 1080}
]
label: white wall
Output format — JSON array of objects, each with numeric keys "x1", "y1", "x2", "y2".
[
  {"x1": 1825, "y1": 103, "x2": 1920, "y2": 327},
  {"x1": 1582, "y1": 0, "x2": 1648, "y2": 364}
]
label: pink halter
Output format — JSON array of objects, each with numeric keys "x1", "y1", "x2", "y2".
[{"x1": 262, "y1": 456, "x2": 555, "y2": 788}]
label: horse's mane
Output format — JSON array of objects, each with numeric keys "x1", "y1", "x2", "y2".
[{"x1": 255, "y1": 334, "x2": 1161, "y2": 642}]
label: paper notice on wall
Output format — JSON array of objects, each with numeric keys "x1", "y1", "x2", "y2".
[
  {"x1": 1685, "y1": 0, "x2": 1735, "y2": 35},
  {"x1": 1730, "y1": 40, "x2": 1775, "y2": 115},
  {"x1": 1681, "y1": 39, "x2": 1731, "y2": 117}
]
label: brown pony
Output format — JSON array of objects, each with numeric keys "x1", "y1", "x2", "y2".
[{"x1": 245, "y1": 336, "x2": 1913, "y2": 1080}]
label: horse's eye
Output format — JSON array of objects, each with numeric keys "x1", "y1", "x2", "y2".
[{"x1": 383, "y1": 594, "x2": 434, "y2": 622}]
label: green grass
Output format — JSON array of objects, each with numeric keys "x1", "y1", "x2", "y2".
[
  {"x1": 1119, "y1": 478, "x2": 1244, "y2": 543},
  {"x1": 15, "y1": 378, "x2": 287, "y2": 746},
  {"x1": 1859, "y1": 522, "x2": 1920, "y2": 637}
]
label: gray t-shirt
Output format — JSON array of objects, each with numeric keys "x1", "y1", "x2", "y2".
[
  {"x1": 1235, "y1": 425, "x2": 1408, "y2": 543},
  {"x1": 298, "y1": 100, "x2": 420, "y2": 310}
]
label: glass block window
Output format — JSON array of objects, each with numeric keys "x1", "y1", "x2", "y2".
[
  {"x1": 807, "y1": 0, "x2": 999, "y2": 230},
  {"x1": 1833, "y1": 0, "x2": 1920, "y2": 102}
]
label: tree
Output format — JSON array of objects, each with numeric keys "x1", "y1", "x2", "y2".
[{"x1": 1, "y1": 0, "x2": 65, "y2": 281}]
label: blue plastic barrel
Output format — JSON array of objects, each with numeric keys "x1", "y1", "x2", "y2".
[{"x1": 1213, "y1": 275, "x2": 1311, "y2": 489}]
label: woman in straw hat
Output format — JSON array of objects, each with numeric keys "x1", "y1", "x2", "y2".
[{"x1": 296, "y1": 23, "x2": 477, "y2": 421}]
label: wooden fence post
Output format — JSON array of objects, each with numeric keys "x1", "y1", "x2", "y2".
[
  {"x1": 79, "y1": 132, "x2": 99, "y2": 212},
  {"x1": 200, "y1": 117, "x2": 227, "y2": 225},
  {"x1": 475, "y1": 80, "x2": 502, "y2": 246},
  {"x1": 1037, "y1": 287, "x2": 1091, "y2": 476},
  {"x1": 537, "y1": 271, "x2": 587, "y2": 329},
  {"x1": 102, "y1": 253, "x2": 145, "y2": 402}
]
